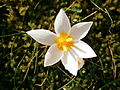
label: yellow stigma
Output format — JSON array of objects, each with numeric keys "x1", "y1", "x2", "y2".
[{"x1": 55, "y1": 32, "x2": 74, "y2": 52}]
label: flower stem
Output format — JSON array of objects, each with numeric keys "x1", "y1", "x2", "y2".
[
  {"x1": 58, "y1": 77, "x2": 76, "y2": 90},
  {"x1": 80, "y1": 11, "x2": 97, "y2": 22},
  {"x1": 65, "y1": 0, "x2": 77, "y2": 12}
]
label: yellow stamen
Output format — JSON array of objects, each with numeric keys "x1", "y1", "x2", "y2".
[
  {"x1": 55, "y1": 32, "x2": 74, "y2": 52},
  {"x1": 78, "y1": 59, "x2": 81, "y2": 66}
]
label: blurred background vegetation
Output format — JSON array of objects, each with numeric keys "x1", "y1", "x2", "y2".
[{"x1": 0, "y1": 0, "x2": 120, "y2": 89}]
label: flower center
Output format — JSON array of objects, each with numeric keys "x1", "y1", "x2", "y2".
[{"x1": 55, "y1": 32, "x2": 74, "y2": 52}]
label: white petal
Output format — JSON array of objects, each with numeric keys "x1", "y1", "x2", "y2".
[
  {"x1": 78, "y1": 58, "x2": 85, "y2": 70},
  {"x1": 61, "y1": 52, "x2": 78, "y2": 76},
  {"x1": 44, "y1": 44, "x2": 64, "y2": 67},
  {"x1": 72, "y1": 40, "x2": 97, "y2": 58},
  {"x1": 54, "y1": 9, "x2": 71, "y2": 35},
  {"x1": 61, "y1": 53, "x2": 67, "y2": 65},
  {"x1": 70, "y1": 22, "x2": 93, "y2": 40},
  {"x1": 26, "y1": 29, "x2": 57, "y2": 45}
]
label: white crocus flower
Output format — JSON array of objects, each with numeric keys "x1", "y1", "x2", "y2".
[{"x1": 26, "y1": 9, "x2": 97, "y2": 76}]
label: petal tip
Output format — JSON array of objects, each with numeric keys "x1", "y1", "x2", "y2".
[
  {"x1": 26, "y1": 30, "x2": 31, "y2": 34},
  {"x1": 94, "y1": 53, "x2": 97, "y2": 57},
  {"x1": 60, "y1": 8, "x2": 64, "y2": 12},
  {"x1": 88, "y1": 21, "x2": 93, "y2": 26},
  {"x1": 44, "y1": 62, "x2": 50, "y2": 67},
  {"x1": 26, "y1": 30, "x2": 34, "y2": 35},
  {"x1": 69, "y1": 70, "x2": 78, "y2": 76},
  {"x1": 92, "y1": 51, "x2": 97, "y2": 57},
  {"x1": 90, "y1": 52, "x2": 97, "y2": 58},
  {"x1": 73, "y1": 72, "x2": 77, "y2": 76},
  {"x1": 89, "y1": 21, "x2": 93, "y2": 23},
  {"x1": 58, "y1": 9, "x2": 65, "y2": 15}
]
